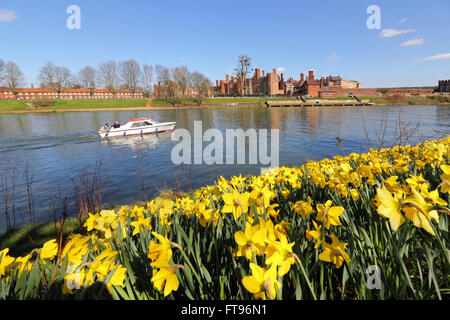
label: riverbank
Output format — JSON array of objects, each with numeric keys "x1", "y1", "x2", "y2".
[
  {"x1": 0, "y1": 189, "x2": 187, "y2": 257},
  {"x1": 1, "y1": 95, "x2": 449, "y2": 114}
]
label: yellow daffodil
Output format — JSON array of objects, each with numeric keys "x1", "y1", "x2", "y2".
[
  {"x1": 306, "y1": 220, "x2": 323, "y2": 249},
  {"x1": 130, "y1": 216, "x2": 152, "y2": 236},
  {"x1": 234, "y1": 222, "x2": 267, "y2": 260},
  {"x1": 316, "y1": 200, "x2": 344, "y2": 230},
  {"x1": 403, "y1": 188, "x2": 440, "y2": 236},
  {"x1": 242, "y1": 263, "x2": 280, "y2": 300},
  {"x1": 318, "y1": 234, "x2": 350, "y2": 268},
  {"x1": 222, "y1": 191, "x2": 250, "y2": 220},
  {"x1": 0, "y1": 249, "x2": 15, "y2": 278},
  {"x1": 148, "y1": 232, "x2": 173, "y2": 262},
  {"x1": 440, "y1": 165, "x2": 450, "y2": 193},
  {"x1": 375, "y1": 185, "x2": 405, "y2": 231},
  {"x1": 292, "y1": 196, "x2": 314, "y2": 220},
  {"x1": 40, "y1": 239, "x2": 59, "y2": 261},
  {"x1": 265, "y1": 234, "x2": 297, "y2": 276},
  {"x1": 151, "y1": 252, "x2": 183, "y2": 297}
]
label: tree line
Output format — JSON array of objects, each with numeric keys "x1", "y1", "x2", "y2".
[
  {"x1": 0, "y1": 59, "x2": 25, "y2": 96},
  {"x1": 0, "y1": 58, "x2": 212, "y2": 104}
]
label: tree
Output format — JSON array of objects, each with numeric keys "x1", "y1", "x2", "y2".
[
  {"x1": 54, "y1": 67, "x2": 73, "y2": 97},
  {"x1": 38, "y1": 62, "x2": 57, "y2": 89},
  {"x1": 191, "y1": 71, "x2": 211, "y2": 105},
  {"x1": 155, "y1": 64, "x2": 170, "y2": 86},
  {"x1": 0, "y1": 59, "x2": 5, "y2": 85},
  {"x1": 119, "y1": 59, "x2": 142, "y2": 94},
  {"x1": 38, "y1": 62, "x2": 73, "y2": 98},
  {"x1": 78, "y1": 66, "x2": 97, "y2": 96},
  {"x1": 99, "y1": 60, "x2": 119, "y2": 98},
  {"x1": 172, "y1": 65, "x2": 191, "y2": 100},
  {"x1": 5, "y1": 61, "x2": 25, "y2": 96},
  {"x1": 142, "y1": 64, "x2": 153, "y2": 97},
  {"x1": 234, "y1": 55, "x2": 252, "y2": 96},
  {"x1": 154, "y1": 64, "x2": 172, "y2": 99}
]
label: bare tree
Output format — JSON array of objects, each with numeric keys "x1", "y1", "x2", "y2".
[
  {"x1": 99, "y1": 60, "x2": 119, "y2": 98},
  {"x1": 154, "y1": 64, "x2": 171, "y2": 98},
  {"x1": 78, "y1": 66, "x2": 97, "y2": 97},
  {"x1": 38, "y1": 62, "x2": 73, "y2": 98},
  {"x1": 0, "y1": 59, "x2": 5, "y2": 85},
  {"x1": 5, "y1": 61, "x2": 24, "y2": 96},
  {"x1": 191, "y1": 71, "x2": 211, "y2": 105},
  {"x1": 234, "y1": 55, "x2": 252, "y2": 96},
  {"x1": 172, "y1": 65, "x2": 191, "y2": 100},
  {"x1": 154, "y1": 65, "x2": 181, "y2": 105},
  {"x1": 54, "y1": 67, "x2": 73, "y2": 97},
  {"x1": 142, "y1": 64, "x2": 153, "y2": 97},
  {"x1": 38, "y1": 61, "x2": 57, "y2": 89},
  {"x1": 155, "y1": 64, "x2": 170, "y2": 85},
  {"x1": 119, "y1": 59, "x2": 142, "y2": 94}
]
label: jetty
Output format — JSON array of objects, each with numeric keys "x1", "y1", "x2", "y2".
[{"x1": 265, "y1": 97, "x2": 374, "y2": 107}]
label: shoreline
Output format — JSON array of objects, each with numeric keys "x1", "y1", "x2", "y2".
[
  {"x1": 0, "y1": 102, "x2": 264, "y2": 114},
  {"x1": 2, "y1": 102, "x2": 450, "y2": 115}
]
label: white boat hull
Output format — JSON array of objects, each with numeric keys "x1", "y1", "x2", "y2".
[{"x1": 99, "y1": 122, "x2": 176, "y2": 138}]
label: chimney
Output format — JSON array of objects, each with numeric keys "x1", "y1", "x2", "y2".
[
  {"x1": 216, "y1": 80, "x2": 219, "y2": 87},
  {"x1": 31, "y1": 83, "x2": 34, "y2": 89},
  {"x1": 220, "y1": 80, "x2": 225, "y2": 93},
  {"x1": 300, "y1": 73, "x2": 304, "y2": 83},
  {"x1": 255, "y1": 68, "x2": 260, "y2": 79},
  {"x1": 231, "y1": 76, "x2": 235, "y2": 82},
  {"x1": 281, "y1": 73, "x2": 284, "y2": 82},
  {"x1": 263, "y1": 70, "x2": 265, "y2": 77},
  {"x1": 226, "y1": 75, "x2": 229, "y2": 83},
  {"x1": 273, "y1": 68, "x2": 277, "y2": 76},
  {"x1": 309, "y1": 70, "x2": 314, "y2": 80}
]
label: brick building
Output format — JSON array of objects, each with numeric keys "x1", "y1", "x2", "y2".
[
  {"x1": 214, "y1": 68, "x2": 368, "y2": 98},
  {"x1": 298, "y1": 71, "x2": 367, "y2": 97},
  {"x1": 0, "y1": 87, "x2": 144, "y2": 100},
  {"x1": 215, "y1": 68, "x2": 287, "y2": 96}
]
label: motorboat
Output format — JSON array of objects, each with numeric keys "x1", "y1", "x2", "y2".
[{"x1": 98, "y1": 118, "x2": 176, "y2": 138}]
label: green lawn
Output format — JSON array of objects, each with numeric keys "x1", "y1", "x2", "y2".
[
  {"x1": 1, "y1": 95, "x2": 448, "y2": 113},
  {"x1": 0, "y1": 99, "x2": 148, "y2": 112}
]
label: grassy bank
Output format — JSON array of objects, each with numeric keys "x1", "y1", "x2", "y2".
[
  {"x1": 0, "y1": 99, "x2": 148, "y2": 112},
  {"x1": 0, "y1": 137, "x2": 448, "y2": 300},
  {"x1": 1, "y1": 95, "x2": 449, "y2": 114},
  {"x1": 0, "y1": 218, "x2": 85, "y2": 257},
  {"x1": 0, "y1": 190, "x2": 187, "y2": 257}
]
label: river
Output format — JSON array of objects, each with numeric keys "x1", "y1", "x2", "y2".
[{"x1": 0, "y1": 105, "x2": 448, "y2": 232}]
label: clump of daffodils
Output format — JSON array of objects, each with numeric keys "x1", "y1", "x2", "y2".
[{"x1": 0, "y1": 136, "x2": 448, "y2": 299}]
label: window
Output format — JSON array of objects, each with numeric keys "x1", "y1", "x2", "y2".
[{"x1": 131, "y1": 122, "x2": 146, "y2": 128}]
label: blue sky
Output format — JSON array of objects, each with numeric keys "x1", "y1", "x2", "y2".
[{"x1": 0, "y1": 0, "x2": 449, "y2": 88}]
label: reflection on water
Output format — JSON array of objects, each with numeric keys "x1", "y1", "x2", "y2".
[
  {"x1": 101, "y1": 131, "x2": 173, "y2": 150},
  {"x1": 0, "y1": 105, "x2": 449, "y2": 231}
]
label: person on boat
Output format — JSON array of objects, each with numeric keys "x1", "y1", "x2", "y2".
[
  {"x1": 112, "y1": 121, "x2": 120, "y2": 128},
  {"x1": 104, "y1": 122, "x2": 111, "y2": 130}
]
